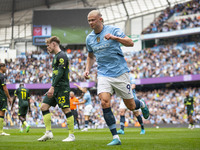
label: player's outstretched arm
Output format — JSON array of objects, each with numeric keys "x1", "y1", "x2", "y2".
[
  {"x1": 84, "y1": 52, "x2": 95, "y2": 79},
  {"x1": 104, "y1": 34, "x2": 134, "y2": 47},
  {"x1": 74, "y1": 83, "x2": 85, "y2": 92},
  {"x1": 76, "y1": 99, "x2": 86, "y2": 105}
]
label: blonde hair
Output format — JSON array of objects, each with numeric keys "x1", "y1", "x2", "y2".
[
  {"x1": 88, "y1": 10, "x2": 104, "y2": 23},
  {"x1": 46, "y1": 36, "x2": 60, "y2": 45}
]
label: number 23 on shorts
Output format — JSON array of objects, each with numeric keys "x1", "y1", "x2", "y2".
[{"x1": 58, "y1": 96, "x2": 66, "y2": 104}]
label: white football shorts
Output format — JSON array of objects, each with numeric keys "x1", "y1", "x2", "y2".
[
  {"x1": 84, "y1": 104, "x2": 93, "y2": 116},
  {"x1": 97, "y1": 72, "x2": 134, "y2": 99}
]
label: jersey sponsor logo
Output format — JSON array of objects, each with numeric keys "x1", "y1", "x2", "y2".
[
  {"x1": 59, "y1": 58, "x2": 64, "y2": 65},
  {"x1": 186, "y1": 102, "x2": 191, "y2": 105},
  {"x1": 92, "y1": 43, "x2": 110, "y2": 52}
]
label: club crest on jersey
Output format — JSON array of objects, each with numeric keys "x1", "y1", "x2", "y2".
[{"x1": 97, "y1": 37, "x2": 100, "y2": 42}]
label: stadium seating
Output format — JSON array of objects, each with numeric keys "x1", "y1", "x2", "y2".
[{"x1": 142, "y1": 0, "x2": 200, "y2": 34}]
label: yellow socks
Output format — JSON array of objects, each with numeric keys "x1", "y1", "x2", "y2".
[
  {"x1": 23, "y1": 121, "x2": 28, "y2": 127},
  {"x1": 0, "y1": 117, "x2": 4, "y2": 134},
  {"x1": 66, "y1": 115, "x2": 74, "y2": 134},
  {"x1": 43, "y1": 113, "x2": 51, "y2": 131}
]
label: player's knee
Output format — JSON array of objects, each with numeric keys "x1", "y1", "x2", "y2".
[
  {"x1": 40, "y1": 105, "x2": 48, "y2": 111},
  {"x1": 127, "y1": 105, "x2": 135, "y2": 111},
  {"x1": 101, "y1": 100, "x2": 110, "y2": 108},
  {"x1": 19, "y1": 116, "x2": 25, "y2": 122},
  {"x1": 62, "y1": 108, "x2": 70, "y2": 114},
  {"x1": 120, "y1": 110, "x2": 125, "y2": 116},
  {"x1": 40, "y1": 103, "x2": 50, "y2": 111}
]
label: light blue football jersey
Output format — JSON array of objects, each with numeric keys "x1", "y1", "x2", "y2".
[
  {"x1": 86, "y1": 25, "x2": 130, "y2": 77},
  {"x1": 83, "y1": 91, "x2": 92, "y2": 106}
]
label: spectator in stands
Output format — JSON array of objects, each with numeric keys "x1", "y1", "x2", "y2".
[
  {"x1": 142, "y1": 0, "x2": 200, "y2": 34},
  {"x1": 4, "y1": 41, "x2": 200, "y2": 83}
]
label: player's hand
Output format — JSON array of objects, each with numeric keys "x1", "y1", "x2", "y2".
[
  {"x1": 28, "y1": 111, "x2": 32, "y2": 116},
  {"x1": 104, "y1": 33, "x2": 115, "y2": 40},
  {"x1": 47, "y1": 86, "x2": 54, "y2": 98},
  {"x1": 84, "y1": 71, "x2": 90, "y2": 79}
]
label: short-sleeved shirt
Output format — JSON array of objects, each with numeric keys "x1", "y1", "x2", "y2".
[
  {"x1": 83, "y1": 91, "x2": 92, "y2": 106},
  {"x1": 14, "y1": 87, "x2": 30, "y2": 107},
  {"x1": 0, "y1": 73, "x2": 6, "y2": 98},
  {"x1": 52, "y1": 51, "x2": 70, "y2": 90},
  {"x1": 70, "y1": 97, "x2": 79, "y2": 110},
  {"x1": 86, "y1": 25, "x2": 129, "y2": 77},
  {"x1": 43, "y1": 51, "x2": 70, "y2": 109},
  {"x1": 184, "y1": 96, "x2": 194, "y2": 110}
]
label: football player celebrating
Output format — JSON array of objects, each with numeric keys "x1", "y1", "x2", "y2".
[{"x1": 84, "y1": 10, "x2": 149, "y2": 146}]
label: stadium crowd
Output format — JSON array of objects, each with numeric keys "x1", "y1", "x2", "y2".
[
  {"x1": 142, "y1": 0, "x2": 200, "y2": 34},
  {"x1": 177, "y1": 0, "x2": 200, "y2": 16},
  {"x1": 127, "y1": 42, "x2": 200, "y2": 79},
  {"x1": 4, "y1": 42, "x2": 200, "y2": 83},
  {"x1": 8, "y1": 87, "x2": 200, "y2": 128}
]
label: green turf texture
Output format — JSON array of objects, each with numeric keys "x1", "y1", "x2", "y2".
[
  {"x1": 0, "y1": 128, "x2": 199, "y2": 150},
  {"x1": 52, "y1": 27, "x2": 92, "y2": 44}
]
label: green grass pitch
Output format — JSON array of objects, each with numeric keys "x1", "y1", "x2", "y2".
[
  {"x1": 52, "y1": 27, "x2": 92, "y2": 44},
  {"x1": 0, "y1": 128, "x2": 200, "y2": 150}
]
